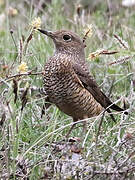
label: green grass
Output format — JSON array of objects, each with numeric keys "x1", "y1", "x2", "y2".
[{"x1": 0, "y1": 0, "x2": 135, "y2": 179}]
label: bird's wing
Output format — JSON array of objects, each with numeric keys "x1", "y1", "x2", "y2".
[{"x1": 73, "y1": 63, "x2": 125, "y2": 113}]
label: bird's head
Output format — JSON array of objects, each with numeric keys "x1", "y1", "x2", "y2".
[{"x1": 38, "y1": 29, "x2": 86, "y2": 57}]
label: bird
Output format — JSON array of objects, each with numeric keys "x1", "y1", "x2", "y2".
[{"x1": 38, "y1": 28, "x2": 128, "y2": 137}]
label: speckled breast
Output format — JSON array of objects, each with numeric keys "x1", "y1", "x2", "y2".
[{"x1": 43, "y1": 54, "x2": 103, "y2": 119}]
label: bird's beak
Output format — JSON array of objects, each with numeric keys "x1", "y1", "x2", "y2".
[{"x1": 38, "y1": 29, "x2": 54, "y2": 38}]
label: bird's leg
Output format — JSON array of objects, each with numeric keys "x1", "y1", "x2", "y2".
[
  {"x1": 81, "y1": 115, "x2": 87, "y2": 141},
  {"x1": 65, "y1": 118, "x2": 79, "y2": 138},
  {"x1": 65, "y1": 122, "x2": 77, "y2": 138},
  {"x1": 41, "y1": 96, "x2": 51, "y2": 118},
  {"x1": 82, "y1": 120, "x2": 87, "y2": 135},
  {"x1": 65, "y1": 117, "x2": 87, "y2": 139}
]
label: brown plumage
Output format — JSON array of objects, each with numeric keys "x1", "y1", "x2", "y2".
[{"x1": 38, "y1": 29, "x2": 127, "y2": 136}]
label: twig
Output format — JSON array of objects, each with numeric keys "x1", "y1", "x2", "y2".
[
  {"x1": 13, "y1": 79, "x2": 18, "y2": 103},
  {"x1": 90, "y1": 166, "x2": 135, "y2": 178},
  {"x1": 19, "y1": 38, "x2": 23, "y2": 63},
  {"x1": 114, "y1": 34, "x2": 129, "y2": 49},
  {"x1": 108, "y1": 56, "x2": 132, "y2": 65},
  {"x1": 9, "y1": 30, "x2": 19, "y2": 74},
  {"x1": 83, "y1": 29, "x2": 91, "y2": 43},
  {"x1": 21, "y1": 85, "x2": 29, "y2": 111},
  {"x1": 0, "y1": 112, "x2": 6, "y2": 126},
  {"x1": 88, "y1": 50, "x2": 118, "y2": 59},
  {"x1": 23, "y1": 30, "x2": 34, "y2": 56},
  {"x1": 10, "y1": 29, "x2": 18, "y2": 50},
  {"x1": 101, "y1": 50, "x2": 118, "y2": 55},
  {"x1": 108, "y1": 78, "x2": 115, "y2": 97},
  {"x1": 0, "y1": 71, "x2": 44, "y2": 85},
  {"x1": 96, "y1": 78, "x2": 115, "y2": 143},
  {"x1": 116, "y1": 150, "x2": 135, "y2": 171},
  {"x1": 96, "y1": 111, "x2": 105, "y2": 143}
]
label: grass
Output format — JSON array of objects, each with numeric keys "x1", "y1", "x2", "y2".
[{"x1": 0, "y1": 0, "x2": 135, "y2": 179}]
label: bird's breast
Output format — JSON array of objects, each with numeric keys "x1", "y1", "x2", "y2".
[
  {"x1": 43, "y1": 56, "x2": 103, "y2": 119},
  {"x1": 43, "y1": 61, "x2": 76, "y2": 103}
]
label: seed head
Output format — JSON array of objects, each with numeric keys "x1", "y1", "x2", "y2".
[
  {"x1": 88, "y1": 49, "x2": 103, "y2": 60},
  {"x1": 18, "y1": 62, "x2": 28, "y2": 73},
  {"x1": 31, "y1": 17, "x2": 41, "y2": 30}
]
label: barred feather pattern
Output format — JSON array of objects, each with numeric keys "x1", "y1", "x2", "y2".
[{"x1": 43, "y1": 52, "x2": 103, "y2": 120}]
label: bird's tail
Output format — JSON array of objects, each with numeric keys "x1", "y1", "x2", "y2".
[{"x1": 110, "y1": 103, "x2": 128, "y2": 115}]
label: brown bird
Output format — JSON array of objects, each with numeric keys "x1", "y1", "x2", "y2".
[{"x1": 38, "y1": 29, "x2": 127, "y2": 137}]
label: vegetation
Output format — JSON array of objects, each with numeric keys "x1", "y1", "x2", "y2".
[{"x1": 0, "y1": 0, "x2": 135, "y2": 179}]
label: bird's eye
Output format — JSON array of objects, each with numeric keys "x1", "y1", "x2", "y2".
[{"x1": 63, "y1": 34, "x2": 71, "y2": 41}]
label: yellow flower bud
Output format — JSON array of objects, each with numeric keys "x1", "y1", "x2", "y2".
[
  {"x1": 18, "y1": 62, "x2": 28, "y2": 73},
  {"x1": 83, "y1": 24, "x2": 93, "y2": 38},
  {"x1": 8, "y1": 7, "x2": 18, "y2": 16},
  {"x1": 88, "y1": 49, "x2": 103, "y2": 60},
  {"x1": 31, "y1": 17, "x2": 41, "y2": 30}
]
